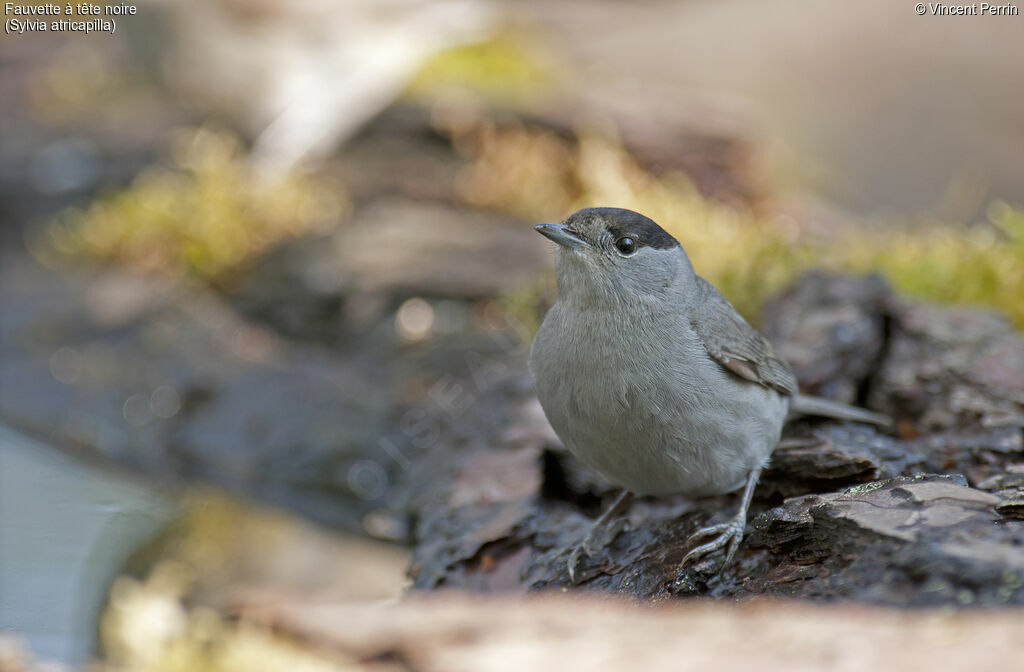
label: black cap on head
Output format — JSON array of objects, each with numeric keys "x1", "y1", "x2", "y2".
[{"x1": 565, "y1": 207, "x2": 679, "y2": 250}]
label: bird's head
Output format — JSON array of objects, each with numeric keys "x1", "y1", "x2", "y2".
[{"x1": 535, "y1": 207, "x2": 693, "y2": 308}]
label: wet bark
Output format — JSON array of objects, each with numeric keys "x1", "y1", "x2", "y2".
[{"x1": 408, "y1": 274, "x2": 1024, "y2": 606}]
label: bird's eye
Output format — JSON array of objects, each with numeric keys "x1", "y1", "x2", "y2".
[{"x1": 614, "y1": 236, "x2": 637, "y2": 255}]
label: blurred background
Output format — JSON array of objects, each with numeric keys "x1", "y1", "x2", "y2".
[{"x1": 1, "y1": 0, "x2": 1023, "y2": 669}]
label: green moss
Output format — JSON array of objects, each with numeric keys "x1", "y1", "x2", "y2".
[
  {"x1": 470, "y1": 125, "x2": 1024, "y2": 331},
  {"x1": 839, "y1": 480, "x2": 889, "y2": 498},
  {"x1": 838, "y1": 200, "x2": 1024, "y2": 328},
  {"x1": 406, "y1": 33, "x2": 556, "y2": 108},
  {"x1": 33, "y1": 127, "x2": 346, "y2": 281}
]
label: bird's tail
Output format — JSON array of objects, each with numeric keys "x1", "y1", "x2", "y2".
[{"x1": 789, "y1": 393, "x2": 891, "y2": 426}]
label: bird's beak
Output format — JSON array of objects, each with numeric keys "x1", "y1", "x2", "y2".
[{"x1": 535, "y1": 223, "x2": 587, "y2": 249}]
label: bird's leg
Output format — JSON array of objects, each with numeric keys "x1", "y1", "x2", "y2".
[
  {"x1": 567, "y1": 489, "x2": 634, "y2": 583},
  {"x1": 681, "y1": 466, "x2": 762, "y2": 571}
]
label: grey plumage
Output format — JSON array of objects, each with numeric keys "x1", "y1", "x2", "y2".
[
  {"x1": 789, "y1": 394, "x2": 889, "y2": 425},
  {"x1": 690, "y1": 275, "x2": 798, "y2": 396},
  {"x1": 529, "y1": 207, "x2": 889, "y2": 576}
]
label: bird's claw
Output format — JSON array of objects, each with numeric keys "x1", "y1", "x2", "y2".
[
  {"x1": 681, "y1": 517, "x2": 746, "y2": 571},
  {"x1": 567, "y1": 543, "x2": 586, "y2": 584},
  {"x1": 567, "y1": 516, "x2": 629, "y2": 583}
]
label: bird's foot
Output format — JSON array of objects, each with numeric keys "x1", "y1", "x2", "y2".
[
  {"x1": 680, "y1": 515, "x2": 747, "y2": 571},
  {"x1": 567, "y1": 515, "x2": 629, "y2": 583}
]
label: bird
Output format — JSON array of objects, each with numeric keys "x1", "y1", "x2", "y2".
[{"x1": 528, "y1": 207, "x2": 889, "y2": 581}]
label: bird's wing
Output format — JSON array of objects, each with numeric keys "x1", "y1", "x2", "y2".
[{"x1": 689, "y1": 276, "x2": 798, "y2": 396}]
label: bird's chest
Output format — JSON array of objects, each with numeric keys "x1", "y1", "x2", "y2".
[
  {"x1": 531, "y1": 305, "x2": 778, "y2": 496},
  {"x1": 534, "y1": 309, "x2": 689, "y2": 444},
  {"x1": 539, "y1": 308, "x2": 663, "y2": 403},
  {"x1": 539, "y1": 305, "x2": 705, "y2": 414}
]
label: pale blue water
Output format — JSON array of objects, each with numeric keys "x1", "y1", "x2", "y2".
[{"x1": 0, "y1": 424, "x2": 177, "y2": 665}]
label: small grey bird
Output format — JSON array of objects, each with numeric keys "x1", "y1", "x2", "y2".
[{"x1": 529, "y1": 207, "x2": 888, "y2": 579}]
